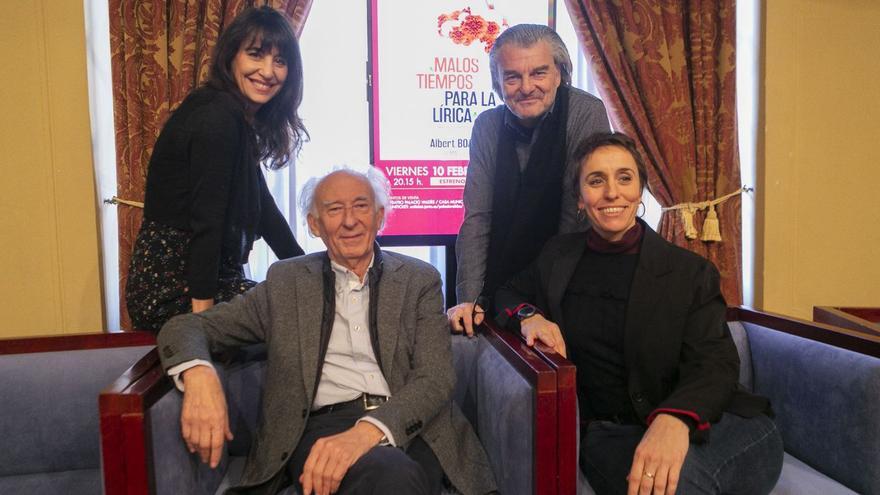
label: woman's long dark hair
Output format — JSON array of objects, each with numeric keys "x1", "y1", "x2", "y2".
[{"x1": 208, "y1": 6, "x2": 308, "y2": 170}]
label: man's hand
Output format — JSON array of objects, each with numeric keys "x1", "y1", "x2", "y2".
[
  {"x1": 191, "y1": 297, "x2": 214, "y2": 313},
  {"x1": 446, "y1": 302, "x2": 484, "y2": 337},
  {"x1": 300, "y1": 421, "x2": 385, "y2": 495},
  {"x1": 520, "y1": 314, "x2": 567, "y2": 358},
  {"x1": 180, "y1": 366, "x2": 232, "y2": 468},
  {"x1": 627, "y1": 413, "x2": 690, "y2": 495}
]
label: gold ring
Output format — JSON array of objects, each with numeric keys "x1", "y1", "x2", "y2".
[{"x1": 645, "y1": 472, "x2": 655, "y2": 479}]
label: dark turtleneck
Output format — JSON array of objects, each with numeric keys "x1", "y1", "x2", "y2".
[
  {"x1": 585, "y1": 221, "x2": 643, "y2": 254},
  {"x1": 563, "y1": 222, "x2": 643, "y2": 424}
]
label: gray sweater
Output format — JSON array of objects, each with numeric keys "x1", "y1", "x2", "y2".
[{"x1": 455, "y1": 86, "x2": 610, "y2": 303}]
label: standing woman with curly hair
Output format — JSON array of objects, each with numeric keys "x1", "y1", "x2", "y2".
[{"x1": 127, "y1": 6, "x2": 308, "y2": 332}]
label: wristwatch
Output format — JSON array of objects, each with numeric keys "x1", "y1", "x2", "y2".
[{"x1": 516, "y1": 304, "x2": 538, "y2": 321}]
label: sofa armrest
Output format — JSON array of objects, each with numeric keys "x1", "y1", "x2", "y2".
[
  {"x1": 100, "y1": 348, "x2": 170, "y2": 495},
  {"x1": 729, "y1": 306, "x2": 880, "y2": 357},
  {"x1": 101, "y1": 348, "x2": 228, "y2": 495},
  {"x1": 489, "y1": 319, "x2": 579, "y2": 495},
  {"x1": 813, "y1": 306, "x2": 880, "y2": 337},
  {"x1": 100, "y1": 348, "x2": 266, "y2": 495},
  {"x1": 451, "y1": 322, "x2": 558, "y2": 495}
]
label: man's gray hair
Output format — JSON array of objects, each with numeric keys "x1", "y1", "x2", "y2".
[
  {"x1": 298, "y1": 166, "x2": 392, "y2": 230},
  {"x1": 488, "y1": 23, "x2": 572, "y2": 97}
]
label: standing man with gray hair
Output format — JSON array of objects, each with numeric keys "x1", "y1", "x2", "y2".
[
  {"x1": 158, "y1": 168, "x2": 496, "y2": 495},
  {"x1": 448, "y1": 24, "x2": 610, "y2": 334}
]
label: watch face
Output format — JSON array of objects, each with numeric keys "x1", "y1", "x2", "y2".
[{"x1": 517, "y1": 305, "x2": 536, "y2": 320}]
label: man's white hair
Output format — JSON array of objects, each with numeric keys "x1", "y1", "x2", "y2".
[{"x1": 298, "y1": 166, "x2": 392, "y2": 231}]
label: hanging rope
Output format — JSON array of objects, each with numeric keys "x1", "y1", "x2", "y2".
[
  {"x1": 104, "y1": 196, "x2": 144, "y2": 208},
  {"x1": 660, "y1": 188, "x2": 745, "y2": 242}
]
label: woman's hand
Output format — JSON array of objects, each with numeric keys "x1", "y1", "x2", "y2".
[
  {"x1": 627, "y1": 413, "x2": 690, "y2": 495},
  {"x1": 191, "y1": 298, "x2": 214, "y2": 313},
  {"x1": 520, "y1": 314, "x2": 567, "y2": 357}
]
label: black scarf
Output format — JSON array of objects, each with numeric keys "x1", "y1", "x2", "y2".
[{"x1": 484, "y1": 85, "x2": 570, "y2": 302}]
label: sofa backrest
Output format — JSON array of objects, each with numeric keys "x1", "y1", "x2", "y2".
[
  {"x1": 222, "y1": 359, "x2": 268, "y2": 457},
  {"x1": 727, "y1": 321, "x2": 754, "y2": 391},
  {"x1": 0, "y1": 345, "x2": 153, "y2": 476},
  {"x1": 743, "y1": 321, "x2": 880, "y2": 495}
]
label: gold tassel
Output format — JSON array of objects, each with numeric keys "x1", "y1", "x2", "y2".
[
  {"x1": 701, "y1": 204, "x2": 722, "y2": 242},
  {"x1": 105, "y1": 196, "x2": 144, "y2": 208},
  {"x1": 681, "y1": 205, "x2": 699, "y2": 239}
]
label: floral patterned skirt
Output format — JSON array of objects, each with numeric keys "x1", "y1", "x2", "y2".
[{"x1": 126, "y1": 219, "x2": 256, "y2": 332}]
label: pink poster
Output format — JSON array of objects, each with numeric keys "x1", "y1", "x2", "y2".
[{"x1": 370, "y1": 1, "x2": 550, "y2": 236}]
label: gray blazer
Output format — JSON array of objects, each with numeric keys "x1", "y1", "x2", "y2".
[{"x1": 158, "y1": 250, "x2": 496, "y2": 495}]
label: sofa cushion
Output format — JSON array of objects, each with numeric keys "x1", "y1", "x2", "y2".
[
  {"x1": 745, "y1": 322, "x2": 880, "y2": 494},
  {"x1": 0, "y1": 467, "x2": 101, "y2": 494},
  {"x1": 577, "y1": 469, "x2": 596, "y2": 494},
  {"x1": 578, "y1": 452, "x2": 858, "y2": 495},
  {"x1": 215, "y1": 456, "x2": 248, "y2": 495},
  {"x1": 215, "y1": 456, "x2": 461, "y2": 495},
  {"x1": 772, "y1": 453, "x2": 858, "y2": 495},
  {"x1": 0, "y1": 345, "x2": 153, "y2": 476}
]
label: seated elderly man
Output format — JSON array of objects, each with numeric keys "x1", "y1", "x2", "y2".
[{"x1": 157, "y1": 168, "x2": 496, "y2": 495}]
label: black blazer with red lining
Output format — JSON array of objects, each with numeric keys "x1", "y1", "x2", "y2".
[{"x1": 495, "y1": 219, "x2": 770, "y2": 438}]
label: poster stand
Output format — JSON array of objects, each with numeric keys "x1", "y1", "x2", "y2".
[{"x1": 368, "y1": 1, "x2": 556, "y2": 306}]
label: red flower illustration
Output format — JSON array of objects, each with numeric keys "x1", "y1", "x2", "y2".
[
  {"x1": 437, "y1": 5, "x2": 506, "y2": 52},
  {"x1": 462, "y1": 14, "x2": 488, "y2": 38},
  {"x1": 449, "y1": 26, "x2": 468, "y2": 45},
  {"x1": 485, "y1": 20, "x2": 500, "y2": 36}
]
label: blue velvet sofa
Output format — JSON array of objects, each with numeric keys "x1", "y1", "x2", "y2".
[
  {"x1": 726, "y1": 307, "x2": 880, "y2": 495},
  {"x1": 0, "y1": 332, "x2": 154, "y2": 495},
  {"x1": 100, "y1": 325, "x2": 562, "y2": 495},
  {"x1": 534, "y1": 307, "x2": 880, "y2": 495},
  {"x1": 100, "y1": 306, "x2": 879, "y2": 495}
]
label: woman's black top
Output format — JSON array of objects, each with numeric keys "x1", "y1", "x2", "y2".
[
  {"x1": 562, "y1": 223, "x2": 642, "y2": 424},
  {"x1": 141, "y1": 86, "x2": 302, "y2": 298}
]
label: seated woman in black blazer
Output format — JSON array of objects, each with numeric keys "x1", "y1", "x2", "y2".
[
  {"x1": 127, "y1": 7, "x2": 306, "y2": 331},
  {"x1": 496, "y1": 132, "x2": 783, "y2": 495}
]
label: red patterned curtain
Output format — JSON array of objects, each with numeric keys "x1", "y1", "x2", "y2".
[
  {"x1": 110, "y1": 0, "x2": 313, "y2": 330},
  {"x1": 565, "y1": 0, "x2": 743, "y2": 304}
]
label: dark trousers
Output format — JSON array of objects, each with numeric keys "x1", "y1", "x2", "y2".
[
  {"x1": 581, "y1": 413, "x2": 784, "y2": 495},
  {"x1": 284, "y1": 408, "x2": 444, "y2": 495}
]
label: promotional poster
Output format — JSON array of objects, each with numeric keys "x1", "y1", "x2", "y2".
[{"x1": 370, "y1": 1, "x2": 551, "y2": 236}]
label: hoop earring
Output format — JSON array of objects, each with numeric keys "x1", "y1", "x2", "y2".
[
  {"x1": 637, "y1": 201, "x2": 646, "y2": 218},
  {"x1": 577, "y1": 208, "x2": 586, "y2": 223}
]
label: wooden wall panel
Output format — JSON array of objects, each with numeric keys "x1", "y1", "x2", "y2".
[{"x1": 0, "y1": 1, "x2": 103, "y2": 336}]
